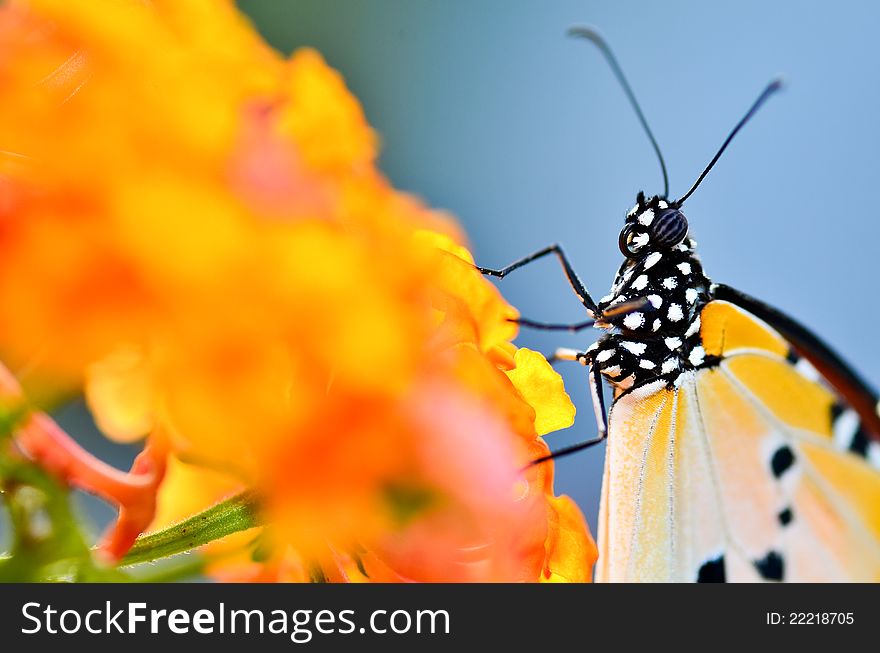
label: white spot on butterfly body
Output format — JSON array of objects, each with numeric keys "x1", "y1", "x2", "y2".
[
  {"x1": 621, "y1": 341, "x2": 647, "y2": 356},
  {"x1": 647, "y1": 294, "x2": 663, "y2": 308},
  {"x1": 604, "y1": 364, "x2": 622, "y2": 376},
  {"x1": 677, "y1": 262, "x2": 692, "y2": 275},
  {"x1": 652, "y1": 318, "x2": 662, "y2": 332},
  {"x1": 613, "y1": 269, "x2": 635, "y2": 294},
  {"x1": 658, "y1": 200, "x2": 669, "y2": 209},
  {"x1": 662, "y1": 277, "x2": 678, "y2": 290},
  {"x1": 661, "y1": 357, "x2": 680, "y2": 374},
  {"x1": 596, "y1": 349, "x2": 616, "y2": 363},
  {"x1": 639, "y1": 359, "x2": 656, "y2": 370},
  {"x1": 631, "y1": 275, "x2": 649, "y2": 291},
  {"x1": 667, "y1": 304, "x2": 684, "y2": 322},
  {"x1": 685, "y1": 288, "x2": 699, "y2": 304},
  {"x1": 664, "y1": 337, "x2": 682, "y2": 350},
  {"x1": 685, "y1": 315, "x2": 702, "y2": 338},
  {"x1": 644, "y1": 252, "x2": 663, "y2": 270},
  {"x1": 623, "y1": 311, "x2": 645, "y2": 330},
  {"x1": 638, "y1": 209, "x2": 655, "y2": 226},
  {"x1": 676, "y1": 243, "x2": 689, "y2": 252},
  {"x1": 688, "y1": 346, "x2": 706, "y2": 366}
]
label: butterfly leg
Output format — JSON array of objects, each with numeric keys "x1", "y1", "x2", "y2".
[
  {"x1": 513, "y1": 317, "x2": 595, "y2": 332},
  {"x1": 513, "y1": 296, "x2": 652, "y2": 333},
  {"x1": 529, "y1": 364, "x2": 608, "y2": 466},
  {"x1": 588, "y1": 360, "x2": 608, "y2": 439},
  {"x1": 476, "y1": 243, "x2": 599, "y2": 315},
  {"x1": 547, "y1": 347, "x2": 590, "y2": 364}
]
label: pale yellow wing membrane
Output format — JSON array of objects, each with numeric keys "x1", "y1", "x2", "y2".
[
  {"x1": 596, "y1": 380, "x2": 670, "y2": 582},
  {"x1": 598, "y1": 376, "x2": 726, "y2": 582}
]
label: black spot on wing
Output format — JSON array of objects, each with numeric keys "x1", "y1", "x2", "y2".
[
  {"x1": 770, "y1": 445, "x2": 795, "y2": 478},
  {"x1": 754, "y1": 551, "x2": 785, "y2": 581},
  {"x1": 696, "y1": 556, "x2": 726, "y2": 582},
  {"x1": 849, "y1": 426, "x2": 869, "y2": 457},
  {"x1": 777, "y1": 507, "x2": 793, "y2": 526}
]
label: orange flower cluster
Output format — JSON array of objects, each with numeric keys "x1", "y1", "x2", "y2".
[{"x1": 0, "y1": 0, "x2": 595, "y2": 581}]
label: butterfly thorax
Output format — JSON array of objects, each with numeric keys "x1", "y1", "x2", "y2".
[{"x1": 585, "y1": 194, "x2": 713, "y2": 391}]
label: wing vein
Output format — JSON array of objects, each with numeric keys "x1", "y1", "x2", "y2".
[
  {"x1": 690, "y1": 374, "x2": 760, "y2": 572},
  {"x1": 667, "y1": 389, "x2": 679, "y2": 578},
  {"x1": 625, "y1": 392, "x2": 670, "y2": 580}
]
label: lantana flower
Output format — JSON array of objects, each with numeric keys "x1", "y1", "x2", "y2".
[{"x1": 0, "y1": 0, "x2": 596, "y2": 582}]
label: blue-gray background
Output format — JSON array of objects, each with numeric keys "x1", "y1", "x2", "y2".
[{"x1": 9, "y1": 1, "x2": 879, "y2": 549}]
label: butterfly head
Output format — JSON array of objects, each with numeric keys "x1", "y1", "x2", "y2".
[
  {"x1": 618, "y1": 192, "x2": 689, "y2": 258},
  {"x1": 595, "y1": 192, "x2": 708, "y2": 338}
]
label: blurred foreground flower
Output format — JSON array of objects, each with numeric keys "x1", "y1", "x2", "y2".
[{"x1": 0, "y1": 0, "x2": 596, "y2": 582}]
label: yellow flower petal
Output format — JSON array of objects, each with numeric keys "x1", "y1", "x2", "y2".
[
  {"x1": 415, "y1": 229, "x2": 520, "y2": 354},
  {"x1": 505, "y1": 348, "x2": 575, "y2": 435},
  {"x1": 540, "y1": 495, "x2": 597, "y2": 583},
  {"x1": 278, "y1": 48, "x2": 377, "y2": 173},
  {"x1": 84, "y1": 344, "x2": 154, "y2": 443},
  {"x1": 413, "y1": 228, "x2": 474, "y2": 265}
]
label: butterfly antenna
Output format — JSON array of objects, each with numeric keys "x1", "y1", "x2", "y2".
[
  {"x1": 675, "y1": 79, "x2": 783, "y2": 206},
  {"x1": 569, "y1": 26, "x2": 669, "y2": 199}
]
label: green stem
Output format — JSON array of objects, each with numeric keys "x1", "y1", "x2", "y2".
[{"x1": 120, "y1": 490, "x2": 262, "y2": 567}]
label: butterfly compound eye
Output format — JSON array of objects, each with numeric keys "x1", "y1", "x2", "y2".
[{"x1": 650, "y1": 208, "x2": 689, "y2": 249}]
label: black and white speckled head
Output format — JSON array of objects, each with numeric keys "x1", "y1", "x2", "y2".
[
  {"x1": 618, "y1": 191, "x2": 689, "y2": 257},
  {"x1": 586, "y1": 193, "x2": 714, "y2": 390}
]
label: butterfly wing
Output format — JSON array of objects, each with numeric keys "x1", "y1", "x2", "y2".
[
  {"x1": 712, "y1": 283, "x2": 880, "y2": 440},
  {"x1": 596, "y1": 299, "x2": 880, "y2": 582}
]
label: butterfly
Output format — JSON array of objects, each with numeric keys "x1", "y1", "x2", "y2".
[{"x1": 478, "y1": 27, "x2": 880, "y2": 582}]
